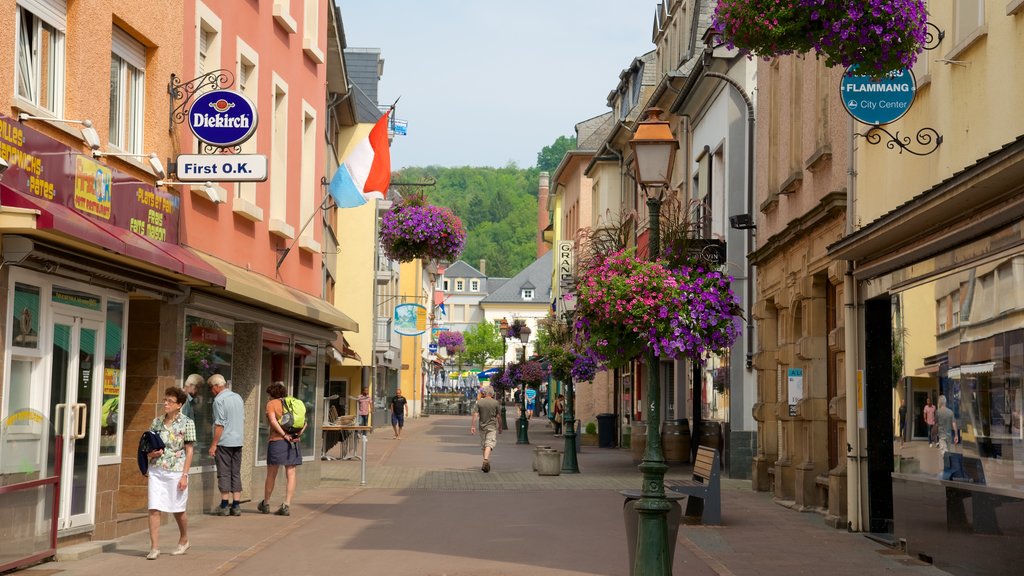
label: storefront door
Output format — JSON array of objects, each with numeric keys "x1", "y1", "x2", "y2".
[{"x1": 50, "y1": 313, "x2": 102, "y2": 530}]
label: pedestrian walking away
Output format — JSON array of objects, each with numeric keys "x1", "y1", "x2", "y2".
[
  {"x1": 553, "y1": 394, "x2": 565, "y2": 436},
  {"x1": 390, "y1": 388, "x2": 409, "y2": 439},
  {"x1": 145, "y1": 387, "x2": 196, "y2": 560},
  {"x1": 208, "y1": 374, "x2": 245, "y2": 516},
  {"x1": 470, "y1": 385, "x2": 501, "y2": 472},
  {"x1": 935, "y1": 394, "x2": 959, "y2": 455},
  {"x1": 259, "y1": 382, "x2": 306, "y2": 516}
]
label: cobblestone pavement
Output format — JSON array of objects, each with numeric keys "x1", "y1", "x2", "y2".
[{"x1": 20, "y1": 414, "x2": 954, "y2": 576}]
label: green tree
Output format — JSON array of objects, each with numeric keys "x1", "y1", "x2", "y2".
[
  {"x1": 536, "y1": 135, "x2": 577, "y2": 174},
  {"x1": 459, "y1": 320, "x2": 504, "y2": 369}
]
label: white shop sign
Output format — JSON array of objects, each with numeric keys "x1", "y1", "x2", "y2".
[{"x1": 175, "y1": 154, "x2": 268, "y2": 182}]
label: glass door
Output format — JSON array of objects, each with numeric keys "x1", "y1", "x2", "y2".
[{"x1": 50, "y1": 314, "x2": 101, "y2": 530}]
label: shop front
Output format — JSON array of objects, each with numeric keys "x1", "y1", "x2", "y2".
[{"x1": 830, "y1": 138, "x2": 1024, "y2": 575}]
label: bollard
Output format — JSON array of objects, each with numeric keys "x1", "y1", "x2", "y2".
[
  {"x1": 537, "y1": 450, "x2": 562, "y2": 476},
  {"x1": 532, "y1": 445, "x2": 552, "y2": 471},
  {"x1": 360, "y1": 433, "x2": 367, "y2": 486}
]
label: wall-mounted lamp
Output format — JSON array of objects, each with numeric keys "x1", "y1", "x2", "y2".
[
  {"x1": 156, "y1": 180, "x2": 222, "y2": 204},
  {"x1": 729, "y1": 214, "x2": 757, "y2": 230},
  {"x1": 94, "y1": 151, "x2": 166, "y2": 178},
  {"x1": 18, "y1": 113, "x2": 101, "y2": 150}
]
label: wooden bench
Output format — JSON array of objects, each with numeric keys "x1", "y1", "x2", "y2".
[{"x1": 668, "y1": 446, "x2": 721, "y2": 525}]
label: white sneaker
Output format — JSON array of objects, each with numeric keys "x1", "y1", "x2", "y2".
[{"x1": 146, "y1": 550, "x2": 160, "y2": 560}]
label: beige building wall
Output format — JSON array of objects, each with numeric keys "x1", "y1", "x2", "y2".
[
  {"x1": 855, "y1": 0, "x2": 1024, "y2": 226},
  {"x1": 751, "y1": 53, "x2": 849, "y2": 524}
]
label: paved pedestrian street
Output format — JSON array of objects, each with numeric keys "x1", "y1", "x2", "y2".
[{"x1": 23, "y1": 416, "x2": 954, "y2": 576}]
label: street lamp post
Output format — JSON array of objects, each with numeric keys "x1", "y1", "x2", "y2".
[
  {"x1": 515, "y1": 324, "x2": 532, "y2": 444},
  {"x1": 628, "y1": 107, "x2": 678, "y2": 576},
  {"x1": 499, "y1": 318, "x2": 509, "y2": 431}
]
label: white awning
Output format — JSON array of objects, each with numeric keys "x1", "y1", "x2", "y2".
[{"x1": 947, "y1": 362, "x2": 995, "y2": 379}]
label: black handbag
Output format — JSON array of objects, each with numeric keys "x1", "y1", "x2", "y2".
[{"x1": 137, "y1": 430, "x2": 166, "y2": 476}]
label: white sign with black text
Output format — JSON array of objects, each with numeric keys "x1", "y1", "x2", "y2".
[{"x1": 175, "y1": 154, "x2": 268, "y2": 182}]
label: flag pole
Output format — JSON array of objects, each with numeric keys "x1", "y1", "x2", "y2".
[{"x1": 275, "y1": 177, "x2": 335, "y2": 273}]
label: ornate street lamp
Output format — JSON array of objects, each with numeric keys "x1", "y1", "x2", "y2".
[
  {"x1": 628, "y1": 107, "x2": 678, "y2": 576},
  {"x1": 515, "y1": 324, "x2": 532, "y2": 444},
  {"x1": 499, "y1": 318, "x2": 510, "y2": 430}
]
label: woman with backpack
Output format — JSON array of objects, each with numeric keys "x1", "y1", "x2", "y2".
[{"x1": 259, "y1": 382, "x2": 306, "y2": 516}]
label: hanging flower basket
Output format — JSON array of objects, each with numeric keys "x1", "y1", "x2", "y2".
[
  {"x1": 573, "y1": 250, "x2": 742, "y2": 370},
  {"x1": 814, "y1": 0, "x2": 928, "y2": 77},
  {"x1": 712, "y1": 0, "x2": 822, "y2": 57},
  {"x1": 712, "y1": 0, "x2": 927, "y2": 78},
  {"x1": 379, "y1": 195, "x2": 466, "y2": 263},
  {"x1": 437, "y1": 330, "x2": 465, "y2": 354}
]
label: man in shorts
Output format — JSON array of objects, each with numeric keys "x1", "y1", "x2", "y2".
[
  {"x1": 207, "y1": 374, "x2": 244, "y2": 516},
  {"x1": 470, "y1": 386, "x2": 501, "y2": 472},
  {"x1": 390, "y1": 388, "x2": 409, "y2": 439}
]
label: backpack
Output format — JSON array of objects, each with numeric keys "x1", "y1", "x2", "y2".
[{"x1": 279, "y1": 396, "x2": 306, "y2": 433}]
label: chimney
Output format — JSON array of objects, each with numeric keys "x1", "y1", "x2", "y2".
[
  {"x1": 537, "y1": 172, "x2": 550, "y2": 257},
  {"x1": 479, "y1": 259, "x2": 486, "y2": 276}
]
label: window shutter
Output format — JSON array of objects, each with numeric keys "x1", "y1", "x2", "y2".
[
  {"x1": 112, "y1": 26, "x2": 146, "y2": 71},
  {"x1": 16, "y1": 0, "x2": 66, "y2": 30}
]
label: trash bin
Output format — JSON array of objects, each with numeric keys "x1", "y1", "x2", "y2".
[{"x1": 597, "y1": 413, "x2": 616, "y2": 448}]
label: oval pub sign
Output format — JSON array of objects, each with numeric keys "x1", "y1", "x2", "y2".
[
  {"x1": 189, "y1": 90, "x2": 258, "y2": 147},
  {"x1": 840, "y1": 65, "x2": 916, "y2": 126}
]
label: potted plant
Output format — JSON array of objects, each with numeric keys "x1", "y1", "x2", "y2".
[
  {"x1": 437, "y1": 330, "x2": 465, "y2": 355},
  {"x1": 379, "y1": 194, "x2": 466, "y2": 263},
  {"x1": 712, "y1": 0, "x2": 822, "y2": 57},
  {"x1": 581, "y1": 421, "x2": 599, "y2": 446}
]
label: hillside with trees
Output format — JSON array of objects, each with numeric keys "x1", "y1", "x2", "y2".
[{"x1": 391, "y1": 136, "x2": 576, "y2": 278}]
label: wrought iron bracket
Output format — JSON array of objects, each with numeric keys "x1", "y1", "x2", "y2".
[
  {"x1": 924, "y1": 22, "x2": 945, "y2": 51},
  {"x1": 857, "y1": 126, "x2": 943, "y2": 156},
  {"x1": 168, "y1": 69, "x2": 234, "y2": 132}
]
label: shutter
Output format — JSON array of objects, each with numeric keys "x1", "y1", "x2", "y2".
[
  {"x1": 16, "y1": 0, "x2": 66, "y2": 30},
  {"x1": 112, "y1": 26, "x2": 146, "y2": 71}
]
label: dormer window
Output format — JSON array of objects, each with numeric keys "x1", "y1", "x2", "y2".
[
  {"x1": 455, "y1": 280, "x2": 464, "y2": 291},
  {"x1": 522, "y1": 289, "x2": 534, "y2": 300},
  {"x1": 442, "y1": 279, "x2": 449, "y2": 291},
  {"x1": 470, "y1": 279, "x2": 480, "y2": 292}
]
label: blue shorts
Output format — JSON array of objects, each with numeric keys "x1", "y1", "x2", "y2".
[{"x1": 391, "y1": 413, "x2": 405, "y2": 427}]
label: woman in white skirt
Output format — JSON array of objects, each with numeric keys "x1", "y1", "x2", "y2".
[{"x1": 146, "y1": 386, "x2": 196, "y2": 560}]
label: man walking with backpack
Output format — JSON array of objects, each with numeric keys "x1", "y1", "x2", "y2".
[{"x1": 208, "y1": 374, "x2": 244, "y2": 516}]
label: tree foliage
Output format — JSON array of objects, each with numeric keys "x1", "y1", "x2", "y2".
[
  {"x1": 536, "y1": 135, "x2": 577, "y2": 175},
  {"x1": 459, "y1": 320, "x2": 504, "y2": 369}
]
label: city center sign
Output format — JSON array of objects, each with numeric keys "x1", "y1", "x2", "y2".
[
  {"x1": 840, "y1": 65, "x2": 917, "y2": 126},
  {"x1": 188, "y1": 90, "x2": 258, "y2": 147}
]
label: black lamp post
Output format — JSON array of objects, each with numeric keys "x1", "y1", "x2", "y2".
[
  {"x1": 499, "y1": 318, "x2": 509, "y2": 431},
  {"x1": 628, "y1": 107, "x2": 678, "y2": 576},
  {"x1": 515, "y1": 324, "x2": 532, "y2": 444},
  {"x1": 561, "y1": 312, "x2": 580, "y2": 473}
]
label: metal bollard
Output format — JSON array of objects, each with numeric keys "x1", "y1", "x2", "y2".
[{"x1": 360, "y1": 432, "x2": 368, "y2": 485}]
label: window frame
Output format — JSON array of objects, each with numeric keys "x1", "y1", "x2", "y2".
[
  {"x1": 108, "y1": 30, "x2": 145, "y2": 154},
  {"x1": 522, "y1": 289, "x2": 535, "y2": 300},
  {"x1": 14, "y1": 4, "x2": 66, "y2": 116}
]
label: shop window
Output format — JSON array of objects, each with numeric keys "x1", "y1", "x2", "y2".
[
  {"x1": 108, "y1": 27, "x2": 145, "y2": 154},
  {"x1": 183, "y1": 313, "x2": 233, "y2": 469},
  {"x1": 258, "y1": 331, "x2": 291, "y2": 463},
  {"x1": 293, "y1": 342, "x2": 319, "y2": 457},
  {"x1": 99, "y1": 299, "x2": 126, "y2": 460},
  {"x1": 15, "y1": 3, "x2": 65, "y2": 115},
  {"x1": 12, "y1": 283, "x2": 41, "y2": 352}
]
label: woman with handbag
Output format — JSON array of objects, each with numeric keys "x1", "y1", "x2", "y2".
[
  {"x1": 146, "y1": 386, "x2": 196, "y2": 560},
  {"x1": 553, "y1": 394, "x2": 565, "y2": 437}
]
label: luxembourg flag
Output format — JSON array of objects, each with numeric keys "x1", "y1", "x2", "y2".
[{"x1": 329, "y1": 110, "x2": 391, "y2": 208}]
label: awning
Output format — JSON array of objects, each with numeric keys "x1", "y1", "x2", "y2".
[
  {"x1": 190, "y1": 249, "x2": 358, "y2": 332},
  {"x1": 1, "y1": 186, "x2": 225, "y2": 286},
  {"x1": 947, "y1": 362, "x2": 995, "y2": 379}
]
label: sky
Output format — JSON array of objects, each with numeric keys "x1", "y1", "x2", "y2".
[{"x1": 339, "y1": 1, "x2": 657, "y2": 170}]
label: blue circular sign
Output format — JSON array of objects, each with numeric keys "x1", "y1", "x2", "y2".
[
  {"x1": 840, "y1": 66, "x2": 916, "y2": 126},
  {"x1": 189, "y1": 90, "x2": 258, "y2": 147}
]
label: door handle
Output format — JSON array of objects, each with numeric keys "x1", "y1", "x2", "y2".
[
  {"x1": 54, "y1": 403, "x2": 67, "y2": 435},
  {"x1": 73, "y1": 403, "x2": 88, "y2": 439}
]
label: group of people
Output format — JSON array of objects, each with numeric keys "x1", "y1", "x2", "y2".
[
  {"x1": 143, "y1": 375, "x2": 307, "y2": 560},
  {"x1": 921, "y1": 394, "x2": 959, "y2": 454}
]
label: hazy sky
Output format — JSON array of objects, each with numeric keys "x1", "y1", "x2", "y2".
[{"x1": 339, "y1": 1, "x2": 657, "y2": 170}]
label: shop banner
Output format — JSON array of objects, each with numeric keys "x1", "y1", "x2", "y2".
[{"x1": 0, "y1": 114, "x2": 180, "y2": 243}]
